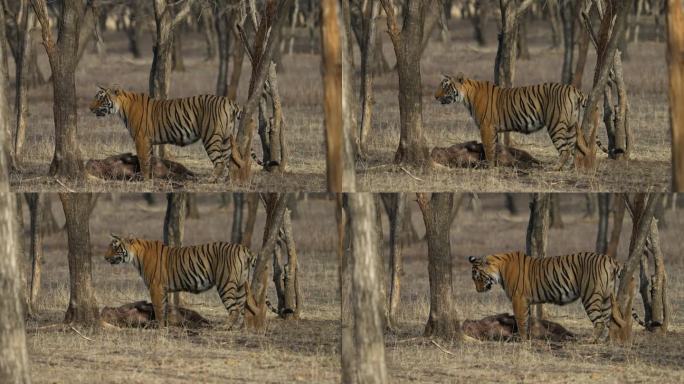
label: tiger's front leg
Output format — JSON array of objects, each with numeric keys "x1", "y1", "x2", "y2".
[
  {"x1": 150, "y1": 286, "x2": 169, "y2": 327},
  {"x1": 135, "y1": 138, "x2": 154, "y2": 180},
  {"x1": 480, "y1": 123, "x2": 498, "y2": 167},
  {"x1": 512, "y1": 296, "x2": 531, "y2": 340}
]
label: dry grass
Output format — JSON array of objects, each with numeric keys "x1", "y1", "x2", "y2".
[
  {"x1": 357, "y1": 20, "x2": 671, "y2": 192},
  {"x1": 8, "y1": 31, "x2": 327, "y2": 192},
  {"x1": 24, "y1": 193, "x2": 684, "y2": 383}
]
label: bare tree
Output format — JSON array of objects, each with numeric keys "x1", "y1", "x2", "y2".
[
  {"x1": 381, "y1": 193, "x2": 406, "y2": 329},
  {"x1": 637, "y1": 215, "x2": 670, "y2": 333},
  {"x1": 60, "y1": 193, "x2": 99, "y2": 325},
  {"x1": 322, "y1": 0, "x2": 355, "y2": 191},
  {"x1": 163, "y1": 193, "x2": 186, "y2": 310},
  {"x1": 229, "y1": 0, "x2": 293, "y2": 183},
  {"x1": 344, "y1": 193, "x2": 388, "y2": 384},
  {"x1": 525, "y1": 193, "x2": 550, "y2": 320},
  {"x1": 32, "y1": 0, "x2": 91, "y2": 178},
  {"x1": 0, "y1": 0, "x2": 17, "y2": 171},
  {"x1": 358, "y1": 0, "x2": 380, "y2": 156},
  {"x1": 417, "y1": 193, "x2": 462, "y2": 341},
  {"x1": 380, "y1": 0, "x2": 430, "y2": 169},
  {"x1": 272, "y1": 208, "x2": 302, "y2": 319},
  {"x1": 25, "y1": 193, "x2": 43, "y2": 315},
  {"x1": 609, "y1": 193, "x2": 661, "y2": 343},
  {"x1": 668, "y1": 0, "x2": 684, "y2": 190}
]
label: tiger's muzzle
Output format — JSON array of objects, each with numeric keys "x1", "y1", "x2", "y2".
[{"x1": 90, "y1": 106, "x2": 109, "y2": 117}]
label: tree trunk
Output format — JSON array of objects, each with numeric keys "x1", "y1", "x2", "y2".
[
  {"x1": 0, "y1": 0, "x2": 16, "y2": 171},
  {"x1": 560, "y1": 0, "x2": 575, "y2": 84},
  {"x1": 381, "y1": 0, "x2": 430, "y2": 169},
  {"x1": 596, "y1": 193, "x2": 610, "y2": 253},
  {"x1": 0, "y1": 191, "x2": 30, "y2": 383},
  {"x1": 13, "y1": 8, "x2": 32, "y2": 161},
  {"x1": 668, "y1": 0, "x2": 684, "y2": 190},
  {"x1": 231, "y1": 192, "x2": 244, "y2": 244},
  {"x1": 549, "y1": 194, "x2": 564, "y2": 229},
  {"x1": 381, "y1": 193, "x2": 406, "y2": 329},
  {"x1": 163, "y1": 193, "x2": 186, "y2": 309},
  {"x1": 417, "y1": 193, "x2": 462, "y2": 342},
  {"x1": 126, "y1": 1, "x2": 145, "y2": 58},
  {"x1": 32, "y1": 0, "x2": 87, "y2": 179},
  {"x1": 472, "y1": 0, "x2": 490, "y2": 46},
  {"x1": 215, "y1": 9, "x2": 234, "y2": 97},
  {"x1": 337, "y1": 194, "x2": 355, "y2": 383},
  {"x1": 606, "y1": 193, "x2": 626, "y2": 259},
  {"x1": 228, "y1": 39, "x2": 245, "y2": 100},
  {"x1": 242, "y1": 193, "x2": 259, "y2": 248},
  {"x1": 525, "y1": 193, "x2": 550, "y2": 320},
  {"x1": 322, "y1": 0, "x2": 355, "y2": 191},
  {"x1": 272, "y1": 208, "x2": 301, "y2": 319},
  {"x1": 26, "y1": 193, "x2": 44, "y2": 315},
  {"x1": 60, "y1": 193, "x2": 99, "y2": 325},
  {"x1": 358, "y1": 0, "x2": 380, "y2": 156},
  {"x1": 610, "y1": 193, "x2": 661, "y2": 344},
  {"x1": 346, "y1": 193, "x2": 388, "y2": 384}
]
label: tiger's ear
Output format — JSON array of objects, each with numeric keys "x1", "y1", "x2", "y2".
[
  {"x1": 456, "y1": 72, "x2": 465, "y2": 84},
  {"x1": 468, "y1": 256, "x2": 478, "y2": 264},
  {"x1": 109, "y1": 233, "x2": 121, "y2": 243},
  {"x1": 97, "y1": 85, "x2": 107, "y2": 92}
]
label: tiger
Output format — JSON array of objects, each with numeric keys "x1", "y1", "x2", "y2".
[
  {"x1": 468, "y1": 251, "x2": 620, "y2": 342},
  {"x1": 434, "y1": 73, "x2": 591, "y2": 170},
  {"x1": 89, "y1": 86, "x2": 270, "y2": 181},
  {"x1": 105, "y1": 234, "x2": 255, "y2": 328}
]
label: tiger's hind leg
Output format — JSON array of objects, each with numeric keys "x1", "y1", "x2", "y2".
[
  {"x1": 203, "y1": 133, "x2": 228, "y2": 182},
  {"x1": 548, "y1": 123, "x2": 575, "y2": 171},
  {"x1": 583, "y1": 292, "x2": 610, "y2": 343},
  {"x1": 217, "y1": 280, "x2": 247, "y2": 330}
]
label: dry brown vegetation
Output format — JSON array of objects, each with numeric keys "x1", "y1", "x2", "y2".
[
  {"x1": 357, "y1": 20, "x2": 671, "y2": 192},
  {"x1": 8, "y1": 31, "x2": 326, "y2": 192},
  {"x1": 24, "y1": 194, "x2": 683, "y2": 383}
]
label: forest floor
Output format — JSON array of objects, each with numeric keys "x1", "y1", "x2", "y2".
[
  {"x1": 8, "y1": 31, "x2": 327, "y2": 193},
  {"x1": 356, "y1": 20, "x2": 671, "y2": 192},
  {"x1": 24, "y1": 193, "x2": 684, "y2": 383}
]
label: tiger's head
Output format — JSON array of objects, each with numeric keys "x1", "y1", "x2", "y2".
[
  {"x1": 90, "y1": 86, "x2": 123, "y2": 117},
  {"x1": 435, "y1": 73, "x2": 469, "y2": 105},
  {"x1": 105, "y1": 234, "x2": 134, "y2": 265},
  {"x1": 468, "y1": 255, "x2": 501, "y2": 292}
]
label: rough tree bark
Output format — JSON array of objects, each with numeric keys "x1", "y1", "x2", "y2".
[
  {"x1": 0, "y1": 51, "x2": 30, "y2": 379},
  {"x1": 525, "y1": 193, "x2": 550, "y2": 321},
  {"x1": 345, "y1": 193, "x2": 388, "y2": 384},
  {"x1": 322, "y1": 0, "x2": 355, "y2": 191},
  {"x1": 358, "y1": 0, "x2": 380, "y2": 156},
  {"x1": 60, "y1": 193, "x2": 99, "y2": 325},
  {"x1": 10, "y1": 2, "x2": 32, "y2": 162},
  {"x1": 272, "y1": 208, "x2": 302, "y2": 319},
  {"x1": 149, "y1": 0, "x2": 194, "y2": 160},
  {"x1": 560, "y1": 0, "x2": 576, "y2": 84},
  {"x1": 336, "y1": 194, "x2": 355, "y2": 383},
  {"x1": 215, "y1": 6, "x2": 236, "y2": 97},
  {"x1": 668, "y1": 0, "x2": 684, "y2": 190},
  {"x1": 609, "y1": 193, "x2": 661, "y2": 344},
  {"x1": 380, "y1": 0, "x2": 430, "y2": 169},
  {"x1": 381, "y1": 193, "x2": 406, "y2": 329},
  {"x1": 32, "y1": 0, "x2": 90, "y2": 179},
  {"x1": 417, "y1": 193, "x2": 462, "y2": 341},
  {"x1": 0, "y1": 0, "x2": 17, "y2": 172},
  {"x1": 25, "y1": 193, "x2": 43, "y2": 315},
  {"x1": 163, "y1": 193, "x2": 186, "y2": 309},
  {"x1": 229, "y1": 0, "x2": 293, "y2": 183},
  {"x1": 231, "y1": 192, "x2": 244, "y2": 244}
]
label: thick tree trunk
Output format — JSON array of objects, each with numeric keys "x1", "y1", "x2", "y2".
[
  {"x1": 242, "y1": 193, "x2": 259, "y2": 248},
  {"x1": 272, "y1": 208, "x2": 301, "y2": 319},
  {"x1": 381, "y1": 193, "x2": 406, "y2": 329},
  {"x1": 381, "y1": 0, "x2": 430, "y2": 169},
  {"x1": 596, "y1": 193, "x2": 610, "y2": 253},
  {"x1": 606, "y1": 194, "x2": 626, "y2": 259},
  {"x1": 358, "y1": 0, "x2": 380, "y2": 156},
  {"x1": 60, "y1": 193, "x2": 99, "y2": 325},
  {"x1": 231, "y1": 193, "x2": 244, "y2": 244},
  {"x1": 215, "y1": 9, "x2": 234, "y2": 97},
  {"x1": 525, "y1": 193, "x2": 550, "y2": 320},
  {"x1": 163, "y1": 193, "x2": 186, "y2": 308},
  {"x1": 417, "y1": 193, "x2": 462, "y2": 341},
  {"x1": 0, "y1": 0, "x2": 16, "y2": 171},
  {"x1": 322, "y1": 0, "x2": 354, "y2": 191},
  {"x1": 668, "y1": 0, "x2": 684, "y2": 190},
  {"x1": 26, "y1": 193, "x2": 44, "y2": 315},
  {"x1": 32, "y1": 0, "x2": 87, "y2": 179},
  {"x1": 337, "y1": 195, "x2": 355, "y2": 383},
  {"x1": 346, "y1": 193, "x2": 388, "y2": 384},
  {"x1": 560, "y1": 0, "x2": 575, "y2": 84},
  {"x1": 13, "y1": 9, "x2": 32, "y2": 161}
]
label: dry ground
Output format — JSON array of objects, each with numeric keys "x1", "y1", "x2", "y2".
[
  {"x1": 9, "y1": 31, "x2": 327, "y2": 192},
  {"x1": 24, "y1": 193, "x2": 684, "y2": 383},
  {"x1": 357, "y1": 19, "x2": 671, "y2": 192}
]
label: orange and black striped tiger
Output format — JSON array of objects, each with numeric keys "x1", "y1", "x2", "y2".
[
  {"x1": 468, "y1": 251, "x2": 619, "y2": 342},
  {"x1": 105, "y1": 234, "x2": 255, "y2": 327},
  {"x1": 90, "y1": 86, "x2": 251, "y2": 181},
  {"x1": 435, "y1": 73, "x2": 589, "y2": 169}
]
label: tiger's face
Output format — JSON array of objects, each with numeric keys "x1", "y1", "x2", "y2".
[
  {"x1": 468, "y1": 255, "x2": 500, "y2": 292},
  {"x1": 105, "y1": 234, "x2": 133, "y2": 265},
  {"x1": 435, "y1": 73, "x2": 467, "y2": 105},
  {"x1": 89, "y1": 87, "x2": 121, "y2": 117}
]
